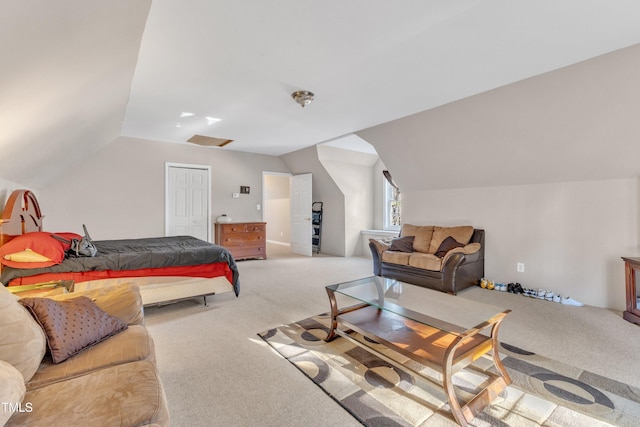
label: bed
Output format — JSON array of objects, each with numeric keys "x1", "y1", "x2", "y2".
[{"x1": 0, "y1": 189, "x2": 239, "y2": 306}]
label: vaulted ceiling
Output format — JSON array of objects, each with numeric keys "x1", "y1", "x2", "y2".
[{"x1": 2, "y1": 1, "x2": 640, "y2": 188}]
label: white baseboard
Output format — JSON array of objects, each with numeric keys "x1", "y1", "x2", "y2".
[{"x1": 267, "y1": 240, "x2": 290, "y2": 247}]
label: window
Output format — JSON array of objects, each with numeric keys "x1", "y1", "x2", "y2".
[{"x1": 383, "y1": 176, "x2": 401, "y2": 231}]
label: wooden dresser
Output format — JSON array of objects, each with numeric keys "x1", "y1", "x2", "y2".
[{"x1": 215, "y1": 222, "x2": 266, "y2": 260}]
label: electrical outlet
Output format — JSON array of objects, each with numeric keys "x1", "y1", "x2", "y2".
[{"x1": 517, "y1": 262, "x2": 525, "y2": 273}]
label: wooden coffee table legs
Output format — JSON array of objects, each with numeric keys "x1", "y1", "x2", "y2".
[
  {"x1": 325, "y1": 286, "x2": 512, "y2": 426},
  {"x1": 440, "y1": 313, "x2": 511, "y2": 425}
]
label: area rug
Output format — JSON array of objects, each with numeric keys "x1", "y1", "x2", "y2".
[{"x1": 258, "y1": 313, "x2": 640, "y2": 426}]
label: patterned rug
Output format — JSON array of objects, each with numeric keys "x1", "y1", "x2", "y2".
[{"x1": 258, "y1": 313, "x2": 640, "y2": 426}]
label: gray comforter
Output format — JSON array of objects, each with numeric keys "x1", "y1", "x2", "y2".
[{"x1": 1, "y1": 236, "x2": 240, "y2": 296}]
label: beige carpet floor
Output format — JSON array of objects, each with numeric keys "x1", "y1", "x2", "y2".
[
  {"x1": 259, "y1": 314, "x2": 640, "y2": 426},
  {"x1": 144, "y1": 244, "x2": 640, "y2": 426}
]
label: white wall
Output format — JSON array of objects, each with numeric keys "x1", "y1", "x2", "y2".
[
  {"x1": 37, "y1": 136, "x2": 290, "y2": 241},
  {"x1": 281, "y1": 145, "x2": 346, "y2": 256},
  {"x1": 402, "y1": 178, "x2": 639, "y2": 310},
  {"x1": 317, "y1": 145, "x2": 378, "y2": 256}
]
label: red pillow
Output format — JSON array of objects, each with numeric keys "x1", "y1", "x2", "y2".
[{"x1": 0, "y1": 232, "x2": 81, "y2": 269}]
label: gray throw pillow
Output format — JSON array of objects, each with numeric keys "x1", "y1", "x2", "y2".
[
  {"x1": 389, "y1": 236, "x2": 414, "y2": 253},
  {"x1": 19, "y1": 296, "x2": 128, "y2": 363},
  {"x1": 435, "y1": 236, "x2": 465, "y2": 257}
]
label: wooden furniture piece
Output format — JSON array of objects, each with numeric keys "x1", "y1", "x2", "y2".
[
  {"x1": 215, "y1": 222, "x2": 266, "y2": 260},
  {"x1": 0, "y1": 189, "x2": 43, "y2": 246},
  {"x1": 622, "y1": 257, "x2": 640, "y2": 325},
  {"x1": 325, "y1": 276, "x2": 511, "y2": 426}
]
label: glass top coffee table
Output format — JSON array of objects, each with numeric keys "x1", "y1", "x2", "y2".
[{"x1": 325, "y1": 276, "x2": 511, "y2": 426}]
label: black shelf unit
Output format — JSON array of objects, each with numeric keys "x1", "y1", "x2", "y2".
[{"x1": 312, "y1": 202, "x2": 323, "y2": 254}]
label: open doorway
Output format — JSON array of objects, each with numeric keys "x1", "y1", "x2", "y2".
[
  {"x1": 263, "y1": 171, "x2": 314, "y2": 257},
  {"x1": 262, "y1": 172, "x2": 291, "y2": 247}
]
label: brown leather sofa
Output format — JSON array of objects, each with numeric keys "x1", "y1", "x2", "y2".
[
  {"x1": 0, "y1": 283, "x2": 169, "y2": 426},
  {"x1": 369, "y1": 225, "x2": 484, "y2": 294}
]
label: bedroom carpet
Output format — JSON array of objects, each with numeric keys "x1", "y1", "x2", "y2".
[
  {"x1": 259, "y1": 313, "x2": 640, "y2": 426},
  {"x1": 144, "y1": 244, "x2": 640, "y2": 426}
]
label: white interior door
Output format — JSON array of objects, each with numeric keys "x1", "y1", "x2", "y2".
[
  {"x1": 166, "y1": 164, "x2": 210, "y2": 241},
  {"x1": 290, "y1": 173, "x2": 312, "y2": 256}
]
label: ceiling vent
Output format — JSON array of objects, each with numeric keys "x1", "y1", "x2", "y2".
[{"x1": 187, "y1": 135, "x2": 233, "y2": 147}]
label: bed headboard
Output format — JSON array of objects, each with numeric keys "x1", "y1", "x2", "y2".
[{"x1": 0, "y1": 190, "x2": 44, "y2": 246}]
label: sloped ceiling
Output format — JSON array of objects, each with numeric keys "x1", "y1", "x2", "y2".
[
  {"x1": 0, "y1": 0, "x2": 151, "y2": 188},
  {"x1": 358, "y1": 44, "x2": 640, "y2": 191},
  {"x1": 2, "y1": 1, "x2": 640, "y2": 189}
]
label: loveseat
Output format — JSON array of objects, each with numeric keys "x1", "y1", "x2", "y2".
[
  {"x1": 369, "y1": 224, "x2": 484, "y2": 294},
  {"x1": 0, "y1": 283, "x2": 169, "y2": 426}
]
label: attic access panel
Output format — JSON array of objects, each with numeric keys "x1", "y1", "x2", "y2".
[{"x1": 187, "y1": 135, "x2": 233, "y2": 147}]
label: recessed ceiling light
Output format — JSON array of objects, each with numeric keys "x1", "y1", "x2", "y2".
[
  {"x1": 205, "y1": 117, "x2": 222, "y2": 125},
  {"x1": 180, "y1": 112, "x2": 195, "y2": 118}
]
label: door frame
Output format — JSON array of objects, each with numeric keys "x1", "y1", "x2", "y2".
[{"x1": 165, "y1": 162, "x2": 212, "y2": 241}]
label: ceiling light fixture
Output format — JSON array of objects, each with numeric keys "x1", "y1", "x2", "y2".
[{"x1": 291, "y1": 90, "x2": 314, "y2": 108}]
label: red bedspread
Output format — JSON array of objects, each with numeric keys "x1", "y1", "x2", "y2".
[{"x1": 6, "y1": 262, "x2": 232, "y2": 287}]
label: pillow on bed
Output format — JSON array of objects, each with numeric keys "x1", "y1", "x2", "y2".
[
  {"x1": 3, "y1": 249, "x2": 52, "y2": 263},
  {"x1": 0, "y1": 232, "x2": 80, "y2": 269},
  {"x1": 19, "y1": 296, "x2": 128, "y2": 363}
]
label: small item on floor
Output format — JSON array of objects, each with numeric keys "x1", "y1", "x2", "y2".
[
  {"x1": 507, "y1": 283, "x2": 524, "y2": 294},
  {"x1": 561, "y1": 296, "x2": 584, "y2": 306}
]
